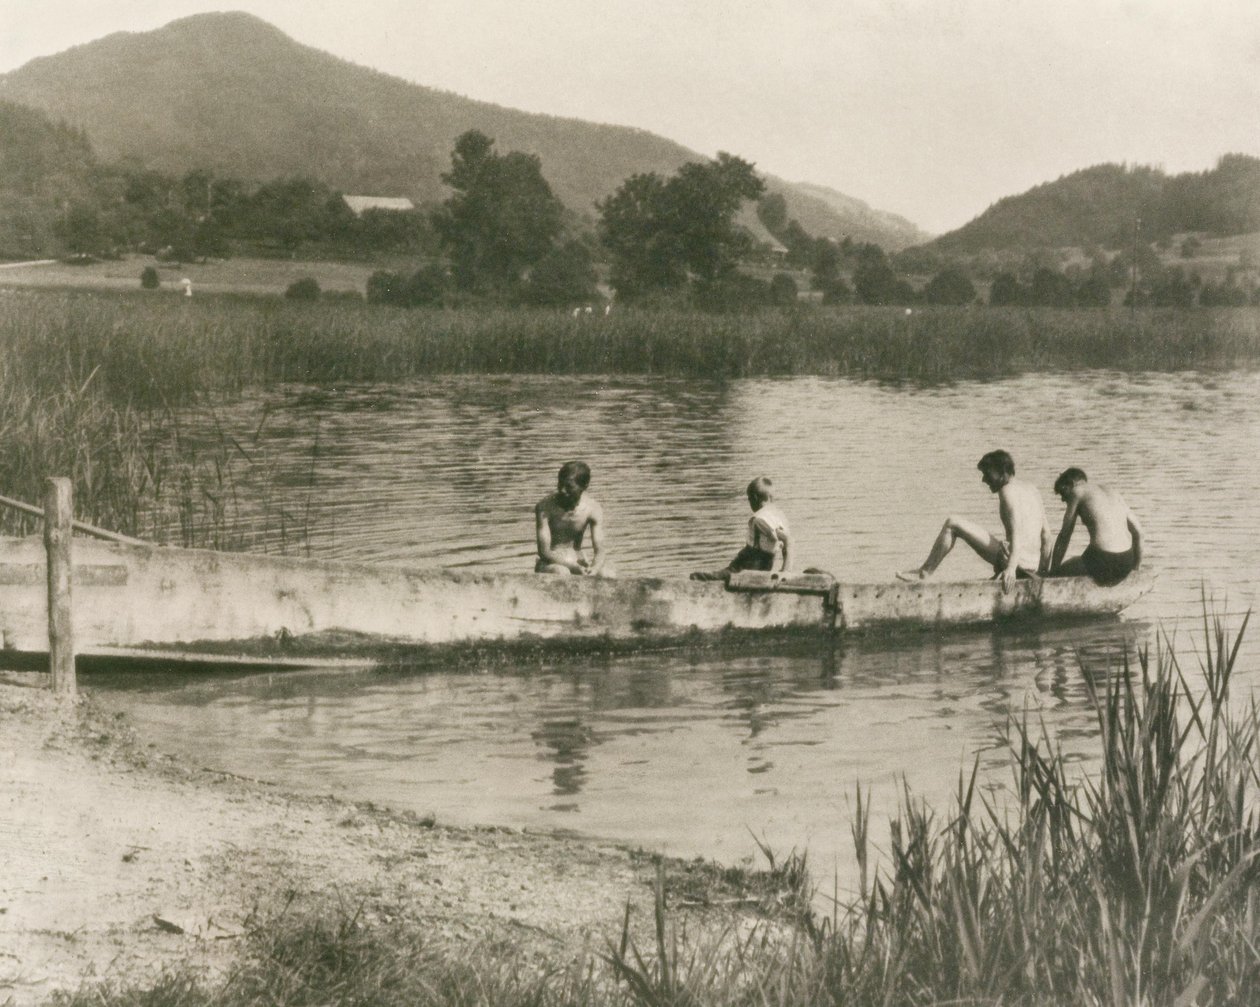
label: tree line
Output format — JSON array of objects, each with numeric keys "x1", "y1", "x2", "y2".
[{"x1": 5, "y1": 97, "x2": 1257, "y2": 310}]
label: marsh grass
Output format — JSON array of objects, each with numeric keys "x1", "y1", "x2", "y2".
[
  {"x1": 3, "y1": 289, "x2": 1259, "y2": 394},
  {"x1": 52, "y1": 616, "x2": 1260, "y2": 1006}
]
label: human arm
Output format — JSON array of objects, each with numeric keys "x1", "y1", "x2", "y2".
[
  {"x1": 1039, "y1": 518, "x2": 1054, "y2": 575},
  {"x1": 585, "y1": 502, "x2": 606, "y2": 575},
  {"x1": 778, "y1": 526, "x2": 791, "y2": 573},
  {"x1": 1050, "y1": 499, "x2": 1079, "y2": 574},
  {"x1": 998, "y1": 490, "x2": 1019, "y2": 591},
  {"x1": 1127, "y1": 509, "x2": 1143, "y2": 569}
]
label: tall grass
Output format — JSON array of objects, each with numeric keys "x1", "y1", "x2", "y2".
[
  {"x1": 3, "y1": 289, "x2": 1259, "y2": 395},
  {"x1": 51, "y1": 617, "x2": 1260, "y2": 1006}
]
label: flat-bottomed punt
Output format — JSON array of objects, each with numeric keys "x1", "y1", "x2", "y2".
[{"x1": 0, "y1": 536, "x2": 1153, "y2": 666}]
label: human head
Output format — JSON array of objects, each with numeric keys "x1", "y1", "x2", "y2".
[
  {"x1": 556, "y1": 460, "x2": 590, "y2": 506},
  {"x1": 746, "y1": 476, "x2": 774, "y2": 509},
  {"x1": 977, "y1": 450, "x2": 1015, "y2": 492},
  {"x1": 977, "y1": 450, "x2": 1015, "y2": 479},
  {"x1": 1054, "y1": 467, "x2": 1088, "y2": 501}
]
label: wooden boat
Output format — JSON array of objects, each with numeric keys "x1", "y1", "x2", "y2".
[{"x1": 0, "y1": 535, "x2": 1153, "y2": 666}]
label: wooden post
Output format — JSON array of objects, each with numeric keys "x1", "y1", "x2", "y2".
[{"x1": 44, "y1": 477, "x2": 75, "y2": 696}]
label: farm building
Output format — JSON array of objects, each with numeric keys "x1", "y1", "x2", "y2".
[{"x1": 341, "y1": 195, "x2": 415, "y2": 217}]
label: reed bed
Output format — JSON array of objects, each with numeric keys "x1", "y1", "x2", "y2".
[
  {"x1": 3, "y1": 289, "x2": 1258, "y2": 398},
  {"x1": 52, "y1": 616, "x2": 1260, "y2": 1006}
]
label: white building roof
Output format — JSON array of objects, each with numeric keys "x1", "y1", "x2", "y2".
[{"x1": 342, "y1": 195, "x2": 415, "y2": 216}]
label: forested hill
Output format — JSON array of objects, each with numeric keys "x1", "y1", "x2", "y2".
[
  {"x1": 0, "y1": 11, "x2": 927, "y2": 249},
  {"x1": 931, "y1": 156, "x2": 1260, "y2": 253}
]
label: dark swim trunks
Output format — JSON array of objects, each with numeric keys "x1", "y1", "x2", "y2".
[
  {"x1": 690, "y1": 546, "x2": 775, "y2": 582},
  {"x1": 1082, "y1": 544, "x2": 1138, "y2": 586}
]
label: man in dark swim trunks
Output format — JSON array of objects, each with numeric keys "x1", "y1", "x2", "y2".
[{"x1": 1048, "y1": 468, "x2": 1143, "y2": 586}]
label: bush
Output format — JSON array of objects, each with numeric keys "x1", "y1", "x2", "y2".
[
  {"x1": 139, "y1": 266, "x2": 160, "y2": 290},
  {"x1": 691, "y1": 273, "x2": 771, "y2": 311},
  {"x1": 285, "y1": 277, "x2": 321, "y2": 301},
  {"x1": 366, "y1": 267, "x2": 447, "y2": 307},
  {"x1": 922, "y1": 266, "x2": 977, "y2": 305},
  {"x1": 769, "y1": 273, "x2": 798, "y2": 306}
]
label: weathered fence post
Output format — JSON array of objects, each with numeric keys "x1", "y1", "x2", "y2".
[{"x1": 44, "y1": 477, "x2": 75, "y2": 696}]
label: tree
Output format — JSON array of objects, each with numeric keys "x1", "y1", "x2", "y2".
[
  {"x1": 769, "y1": 273, "x2": 798, "y2": 306},
  {"x1": 599, "y1": 152, "x2": 765, "y2": 299},
  {"x1": 1029, "y1": 268, "x2": 1074, "y2": 307},
  {"x1": 522, "y1": 239, "x2": 599, "y2": 306},
  {"x1": 597, "y1": 172, "x2": 684, "y2": 297},
  {"x1": 853, "y1": 244, "x2": 914, "y2": 305},
  {"x1": 989, "y1": 272, "x2": 1024, "y2": 306},
  {"x1": 922, "y1": 266, "x2": 977, "y2": 305},
  {"x1": 757, "y1": 192, "x2": 789, "y2": 235},
  {"x1": 433, "y1": 130, "x2": 564, "y2": 292},
  {"x1": 811, "y1": 240, "x2": 842, "y2": 289}
]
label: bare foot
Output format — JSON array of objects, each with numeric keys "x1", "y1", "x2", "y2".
[{"x1": 895, "y1": 569, "x2": 927, "y2": 582}]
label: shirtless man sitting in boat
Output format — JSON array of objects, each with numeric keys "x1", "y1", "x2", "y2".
[
  {"x1": 535, "y1": 460, "x2": 607, "y2": 575},
  {"x1": 1048, "y1": 468, "x2": 1143, "y2": 585},
  {"x1": 897, "y1": 449, "x2": 1052, "y2": 591}
]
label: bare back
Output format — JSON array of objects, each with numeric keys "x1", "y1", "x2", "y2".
[
  {"x1": 1075, "y1": 484, "x2": 1134, "y2": 553},
  {"x1": 998, "y1": 477, "x2": 1049, "y2": 571}
]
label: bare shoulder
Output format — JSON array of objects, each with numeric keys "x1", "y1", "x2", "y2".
[
  {"x1": 584, "y1": 495, "x2": 604, "y2": 520},
  {"x1": 535, "y1": 493, "x2": 557, "y2": 516}
]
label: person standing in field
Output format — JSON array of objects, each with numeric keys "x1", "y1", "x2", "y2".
[
  {"x1": 897, "y1": 449, "x2": 1051, "y2": 591},
  {"x1": 691, "y1": 476, "x2": 791, "y2": 582},
  {"x1": 535, "y1": 460, "x2": 607, "y2": 575},
  {"x1": 1048, "y1": 468, "x2": 1143, "y2": 585}
]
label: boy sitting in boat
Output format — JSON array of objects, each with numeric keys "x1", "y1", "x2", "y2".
[
  {"x1": 1048, "y1": 468, "x2": 1143, "y2": 585},
  {"x1": 690, "y1": 476, "x2": 791, "y2": 582},
  {"x1": 535, "y1": 460, "x2": 607, "y2": 575}
]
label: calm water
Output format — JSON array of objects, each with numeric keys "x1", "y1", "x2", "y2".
[{"x1": 93, "y1": 371, "x2": 1260, "y2": 894}]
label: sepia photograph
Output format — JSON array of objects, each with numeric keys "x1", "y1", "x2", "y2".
[{"x1": 2, "y1": 1, "x2": 1259, "y2": 1002}]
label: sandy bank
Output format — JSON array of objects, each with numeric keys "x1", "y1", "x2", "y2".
[{"x1": 1, "y1": 675, "x2": 763, "y2": 1005}]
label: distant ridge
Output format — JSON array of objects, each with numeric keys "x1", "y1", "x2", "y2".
[
  {"x1": 0, "y1": 12, "x2": 929, "y2": 250},
  {"x1": 928, "y1": 156, "x2": 1260, "y2": 253}
]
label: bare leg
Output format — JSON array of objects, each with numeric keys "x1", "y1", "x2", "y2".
[
  {"x1": 897, "y1": 516, "x2": 1005, "y2": 580},
  {"x1": 535, "y1": 559, "x2": 575, "y2": 575}
]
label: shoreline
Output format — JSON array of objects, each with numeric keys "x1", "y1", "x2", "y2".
[{"x1": 0, "y1": 674, "x2": 784, "y2": 1006}]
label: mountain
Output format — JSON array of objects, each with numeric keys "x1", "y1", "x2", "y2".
[
  {"x1": 783, "y1": 181, "x2": 926, "y2": 250},
  {"x1": 0, "y1": 12, "x2": 928, "y2": 250},
  {"x1": 930, "y1": 156, "x2": 1260, "y2": 254}
]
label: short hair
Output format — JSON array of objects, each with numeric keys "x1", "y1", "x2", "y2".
[
  {"x1": 977, "y1": 450, "x2": 1015, "y2": 478},
  {"x1": 558, "y1": 460, "x2": 590, "y2": 489},
  {"x1": 1054, "y1": 467, "x2": 1088, "y2": 495},
  {"x1": 746, "y1": 476, "x2": 774, "y2": 506}
]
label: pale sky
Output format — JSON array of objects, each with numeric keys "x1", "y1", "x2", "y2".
[{"x1": 2, "y1": 0, "x2": 1258, "y2": 234}]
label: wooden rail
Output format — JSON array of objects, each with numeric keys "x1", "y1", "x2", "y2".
[{"x1": 0, "y1": 492, "x2": 145, "y2": 545}]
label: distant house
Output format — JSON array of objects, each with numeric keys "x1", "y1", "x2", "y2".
[{"x1": 341, "y1": 195, "x2": 415, "y2": 217}]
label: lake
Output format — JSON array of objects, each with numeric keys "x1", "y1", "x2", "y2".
[{"x1": 92, "y1": 371, "x2": 1260, "y2": 896}]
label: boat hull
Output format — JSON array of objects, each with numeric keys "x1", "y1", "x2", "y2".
[{"x1": 0, "y1": 537, "x2": 1153, "y2": 664}]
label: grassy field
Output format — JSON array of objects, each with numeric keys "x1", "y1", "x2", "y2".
[
  {"x1": 0, "y1": 253, "x2": 385, "y2": 297},
  {"x1": 49, "y1": 618, "x2": 1260, "y2": 1006}
]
